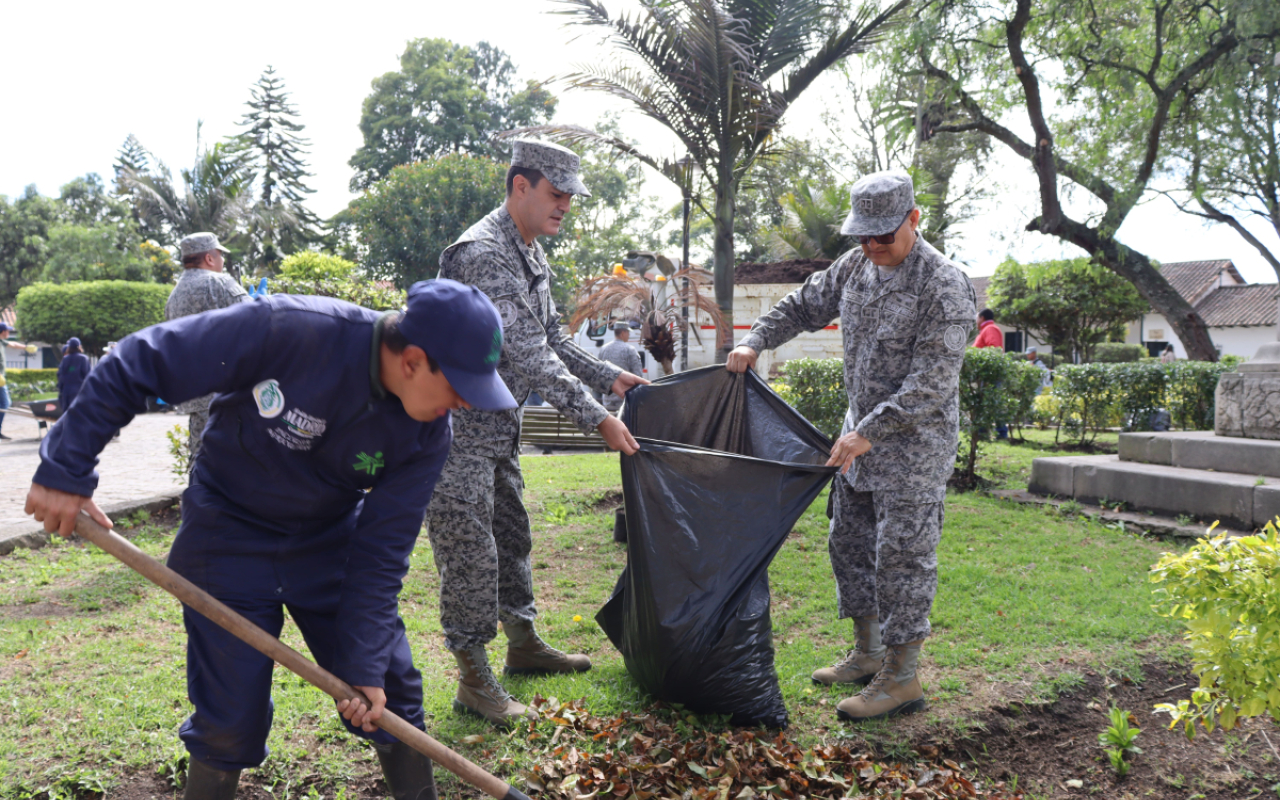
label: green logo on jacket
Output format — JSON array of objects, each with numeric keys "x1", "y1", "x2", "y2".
[
  {"x1": 485, "y1": 328, "x2": 502, "y2": 365},
  {"x1": 353, "y1": 451, "x2": 385, "y2": 476}
]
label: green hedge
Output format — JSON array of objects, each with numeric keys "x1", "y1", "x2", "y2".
[
  {"x1": 5, "y1": 368, "x2": 58, "y2": 401},
  {"x1": 957, "y1": 349, "x2": 1045, "y2": 482},
  {"x1": 772, "y1": 358, "x2": 845, "y2": 439},
  {"x1": 15, "y1": 281, "x2": 171, "y2": 358},
  {"x1": 1047, "y1": 359, "x2": 1238, "y2": 443},
  {"x1": 262, "y1": 277, "x2": 406, "y2": 312},
  {"x1": 1090, "y1": 343, "x2": 1147, "y2": 362}
]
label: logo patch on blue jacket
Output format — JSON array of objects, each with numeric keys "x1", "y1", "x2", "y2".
[{"x1": 253, "y1": 379, "x2": 285, "y2": 418}]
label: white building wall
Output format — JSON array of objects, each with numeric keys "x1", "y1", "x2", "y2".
[{"x1": 1124, "y1": 315, "x2": 1274, "y2": 359}]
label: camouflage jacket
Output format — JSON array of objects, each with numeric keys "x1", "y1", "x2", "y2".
[
  {"x1": 740, "y1": 237, "x2": 977, "y2": 490},
  {"x1": 439, "y1": 205, "x2": 622, "y2": 456},
  {"x1": 165, "y1": 267, "x2": 250, "y2": 414}
]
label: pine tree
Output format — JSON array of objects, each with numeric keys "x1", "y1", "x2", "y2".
[
  {"x1": 236, "y1": 66, "x2": 322, "y2": 273},
  {"x1": 113, "y1": 134, "x2": 151, "y2": 195}
]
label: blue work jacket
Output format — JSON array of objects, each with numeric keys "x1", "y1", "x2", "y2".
[
  {"x1": 57, "y1": 352, "x2": 91, "y2": 412},
  {"x1": 34, "y1": 295, "x2": 451, "y2": 686}
]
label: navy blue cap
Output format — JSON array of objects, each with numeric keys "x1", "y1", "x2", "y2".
[
  {"x1": 0, "y1": 323, "x2": 12, "y2": 332},
  {"x1": 67, "y1": 337, "x2": 81, "y2": 348},
  {"x1": 397, "y1": 279, "x2": 517, "y2": 412}
]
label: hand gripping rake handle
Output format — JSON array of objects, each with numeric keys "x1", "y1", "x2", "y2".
[{"x1": 72, "y1": 512, "x2": 530, "y2": 800}]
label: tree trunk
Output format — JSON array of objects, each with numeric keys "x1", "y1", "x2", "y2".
[
  {"x1": 712, "y1": 183, "x2": 737, "y2": 364},
  {"x1": 1031, "y1": 216, "x2": 1219, "y2": 361}
]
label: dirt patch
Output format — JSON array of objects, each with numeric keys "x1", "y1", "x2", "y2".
[
  {"x1": 0, "y1": 600, "x2": 78, "y2": 621},
  {"x1": 106, "y1": 769, "x2": 386, "y2": 800},
  {"x1": 586, "y1": 489, "x2": 623, "y2": 512},
  {"x1": 921, "y1": 658, "x2": 1280, "y2": 799},
  {"x1": 735, "y1": 259, "x2": 833, "y2": 285}
]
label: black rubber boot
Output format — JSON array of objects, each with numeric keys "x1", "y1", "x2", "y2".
[
  {"x1": 375, "y1": 740, "x2": 438, "y2": 800},
  {"x1": 183, "y1": 757, "x2": 241, "y2": 800}
]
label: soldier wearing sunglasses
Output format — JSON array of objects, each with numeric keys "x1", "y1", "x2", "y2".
[{"x1": 726, "y1": 169, "x2": 977, "y2": 725}]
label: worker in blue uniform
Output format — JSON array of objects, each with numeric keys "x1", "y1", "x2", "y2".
[{"x1": 24, "y1": 279, "x2": 516, "y2": 800}]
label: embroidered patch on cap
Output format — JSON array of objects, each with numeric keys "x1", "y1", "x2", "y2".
[
  {"x1": 943, "y1": 325, "x2": 968, "y2": 352},
  {"x1": 253, "y1": 379, "x2": 285, "y2": 418}
]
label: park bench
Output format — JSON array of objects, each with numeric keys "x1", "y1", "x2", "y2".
[{"x1": 519, "y1": 405, "x2": 608, "y2": 454}]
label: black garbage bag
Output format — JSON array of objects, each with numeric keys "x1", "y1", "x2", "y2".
[{"x1": 596, "y1": 366, "x2": 836, "y2": 727}]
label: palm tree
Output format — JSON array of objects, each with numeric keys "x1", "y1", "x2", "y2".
[
  {"x1": 513, "y1": 0, "x2": 908, "y2": 359},
  {"x1": 120, "y1": 136, "x2": 256, "y2": 278},
  {"x1": 766, "y1": 182, "x2": 850, "y2": 260}
]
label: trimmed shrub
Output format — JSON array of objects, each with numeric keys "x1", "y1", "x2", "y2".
[
  {"x1": 5, "y1": 368, "x2": 57, "y2": 401},
  {"x1": 265, "y1": 277, "x2": 406, "y2": 312},
  {"x1": 1091, "y1": 343, "x2": 1146, "y2": 362},
  {"x1": 16, "y1": 281, "x2": 171, "y2": 358},
  {"x1": 773, "y1": 357, "x2": 844, "y2": 439},
  {"x1": 278, "y1": 252, "x2": 358, "y2": 282},
  {"x1": 957, "y1": 348, "x2": 1044, "y2": 483},
  {"x1": 1151, "y1": 521, "x2": 1280, "y2": 737},
  {"x1": 1050, "y1": 363, "x2": 1124, "y2": 445},
  {"x1": 1166, "y1": 360, "x2": 1236, "y2": 431},
  {"x1": 1112, "y1": 361, "x2": 1168, "y2": 431}
]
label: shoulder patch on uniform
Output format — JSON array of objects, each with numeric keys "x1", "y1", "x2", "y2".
[
  {"x1": 496, "y1": 299, "x2": 518, "y2": 327},
  {"x1": 943, "y1": 325, "x2": 968, "y2": 352},
  {"x1": 253, "y1": 379, "x2": 285, "y2": 418}
]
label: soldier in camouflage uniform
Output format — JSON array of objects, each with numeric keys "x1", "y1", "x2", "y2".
[
  {"x1": 165, "y1": 233, "x2": 250, "y2": 467},
  {"x1": 429, "y1": 139, "x2": 647, "y2": 727},
  {"x1": 727, "y1": 170, "x2": 977, "y2": 723},
  {"x1": 597, "y1": 323, "x2": 644, "y2": 412}
]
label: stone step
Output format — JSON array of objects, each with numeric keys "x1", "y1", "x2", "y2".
[
  {"x1": 1119, "y1": 431, "x2": 1280, "y2": 478},
  {"x1": 1029, "y1": 455, "x2": 1280, "y2": 531}
]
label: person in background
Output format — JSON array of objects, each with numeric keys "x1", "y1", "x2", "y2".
[
  {"x1": 57, "y1": 338, "x2": 92, "y2": 415},
  {"x1": 0, "y1": 323, "x2": 38, "y2": 441},
  {"x1": 165, "y1": 232, "x2": 251, "y2": 467},
  {"x1": 597, "y1": 322, "x2": 644, "y2": 412},
  {"x1": 1160, "y1": 344, "x2": 1177, "y2": 364},
  {"x1": 972, "y1": 309, "x2": 1003, "y2": 350},
  {"x1": 1026, "y1": 346, "x2": 1052, "y2": 387}
]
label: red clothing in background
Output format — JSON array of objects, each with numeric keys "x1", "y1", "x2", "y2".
[{"x1": 973, "y1": 319, "x2": 1004, "y2": 349}]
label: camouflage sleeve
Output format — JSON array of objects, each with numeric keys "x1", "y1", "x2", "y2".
[
  {"x1": 444, "y1": 241, "x2": 610, "y2": 433},
  {"x1": 214, "y1": 274, "x2": 250, "y2": 307},
  {"x1": 543, "y1": 296, "x2": 623, "y2": 396},
  {"x1": 739, "y1": 253, "x2": 855, "y2": 353},
  {"x1": 854, "y1": 274, "x2": 978, "y2": 443}
]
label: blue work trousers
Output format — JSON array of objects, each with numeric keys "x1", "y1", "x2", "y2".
[{"x1": 167, "y1": 483, "x2": 425, "y2": 772}]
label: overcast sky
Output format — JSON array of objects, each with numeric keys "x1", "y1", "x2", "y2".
[{"x1": 2, "y1": 0, "x2": 1275, "y2": 283}]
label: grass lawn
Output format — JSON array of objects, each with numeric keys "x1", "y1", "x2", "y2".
[{"x1": 0, "y1": 448, "x2": 1195, "y2": 798}]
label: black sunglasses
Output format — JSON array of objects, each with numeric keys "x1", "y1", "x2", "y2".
[{"x1": 856, "y1": 231, "x2": 897, "y2": 246}]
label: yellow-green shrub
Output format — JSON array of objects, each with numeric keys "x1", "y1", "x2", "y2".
[{"x1": 1150, "y1": 520, "x2": 1280, "y2": 737}]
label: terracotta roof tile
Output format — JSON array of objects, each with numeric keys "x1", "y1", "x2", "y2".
[{"x1": 1193, "y1": 284, "x2": 1279, "y2": 327}]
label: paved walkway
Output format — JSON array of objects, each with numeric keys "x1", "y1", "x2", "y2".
[{"x1": 0, "y1": 412, "x2": 186, "y2": 542}]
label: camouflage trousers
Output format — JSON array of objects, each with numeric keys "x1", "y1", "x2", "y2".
[
  {"x1": 424, "y1": 452, "x2": 537, "y2": 652},
  {"x1": 828, "y1": 478, "x2": 946, "y2": 645}
]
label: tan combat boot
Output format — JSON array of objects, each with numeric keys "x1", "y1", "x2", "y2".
[
  {"x1": 812, "y1": 616, "x2": 885, "y2": 686},
  {"x1": 836, "y1": 640, "x2": 927, "y2": 722},
  {"x1": 452, "y1": 647, "x2": 533, "y2": 728},
  {"x1": 504, "y1": 620, "x2": 591, "y2": 675}
]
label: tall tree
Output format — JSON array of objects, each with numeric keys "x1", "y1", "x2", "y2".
[
  {"x1": 1168, "y1": 28, "x2": 1280, "y2": 292},
  {"x1": 908, "y1": 0, "x2": 1279, "y2": 360},
  {"x1": 120, "y1": 130, "x2": 256, "y2": 278},
  {"x1": 0, "y1": 186, "x2": 62, "y2": 306},
  {"x1": 235, "y1": 66, "x2": 324, "y2": 273},
  {"x1": 987, "y1": 257, "x2": 1149, "y2": 363},
  {"x1": 112, "y1": 135, "x2": 151, "y2": 196},
  {"x1": 515, "y1": 0, "x2": 907, "y2": 359},
  {"x1": 348, "y1": 39, "x2": 557, "y2": 190}
]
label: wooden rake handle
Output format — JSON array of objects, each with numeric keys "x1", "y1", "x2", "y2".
[{"x1": 72, "y1": 512, "x2": 530, "y2": 800}]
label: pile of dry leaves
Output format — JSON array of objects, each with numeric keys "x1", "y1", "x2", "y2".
[{"x1": 483, "y1": 697, "x2": 1025, "y2": 800}]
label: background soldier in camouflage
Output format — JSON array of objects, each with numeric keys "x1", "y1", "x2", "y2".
[
  {"x1": 429, "y1": 139, "x2": 647, "y2": 727},
  {"x1": 597, "y1": 322, "x2": 644, "y2": 412},
  {"x1": 727, "y1": 169, "x2": 977, "y2": 724},
  {"x1": 165, "y1": 232, "x2": 250, "y2": 468}
]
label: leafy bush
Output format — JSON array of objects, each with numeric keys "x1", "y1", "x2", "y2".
[
  {"x1": 1112, "y1": 361, "x2": 1167, "y2": 431},
  {"x1": 773, "y1": 357, "x2": 844, "y2": 439},
  {"x1": 15, "y1": 281, "x2": 171, "y2": 357},
  {"x1": 1049, "y1": 363, "x2": 1125, "y2": 445},
  {"x1": 1151, "y1": 520, "x2": 1280, "y2": 738},
  {"x1": 5, "y1": 368, "x2": 58, "y2": 401},
  {"x1": 277, "y1": 252, "x2": 358, "y2": 282},
  {"x1": 266, "y1": 277, "x2": 406, "y2": 312},
  {"x1": 956, "y1": 348, "x2": 1043, "y2": 483},
  {"x1": 1091, "y1": 343, "x2": 1146, "y2": 363},
  {"x1": 1165, "y1": 360, "x2": 1235, "y2": 431}
]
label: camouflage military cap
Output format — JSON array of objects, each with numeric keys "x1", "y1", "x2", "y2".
[
  {"x1": 840, "y1": 169, "x2": 916, "y2": 236},
  {"x1": 511, "y1": 139, "x2": 592, "y2": 197},
  {"x1": 178, "y1": 232, "x2": 230, "y2": 258}
]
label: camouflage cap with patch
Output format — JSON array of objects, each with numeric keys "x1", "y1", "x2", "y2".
[
  {"x1": 511, "y1": 139, "x2": 592, "y2": 197},
  {"x1": 839, "y1": 169, "x2": 916, "y2": 236},
  {"x1": 178, "y1": 232, "x2": 230, "y2": 258}
]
